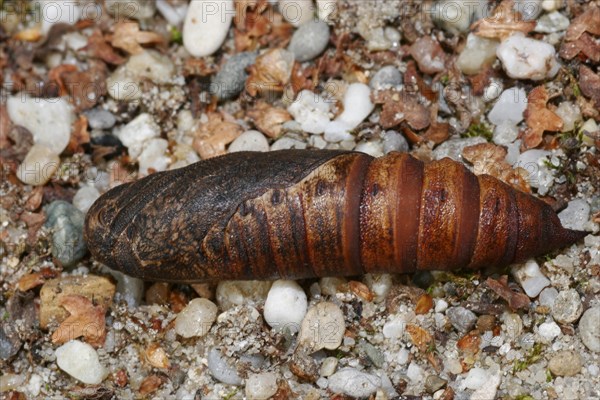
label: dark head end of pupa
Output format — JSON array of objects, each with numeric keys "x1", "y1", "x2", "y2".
[{"x1": 513, "y1": 191, "x2": 587, "y2": 263}]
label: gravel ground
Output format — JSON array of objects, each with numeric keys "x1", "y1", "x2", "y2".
[{"x1": 1, "y1": 0, "x2": 600, "y2": 399}]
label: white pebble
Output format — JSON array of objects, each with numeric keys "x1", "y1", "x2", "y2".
[
  {"x1": 73, "y1": 186, "x2": 100, "y2": 214},
  {"x1": 323, "y1": 120, "x2": 354, "y2": 142},
  {"x1": 497, "y1": 33, "x2": 560, "y2": 80},
  {"x1": 16, "y1": 144, "x2": 60, "y2": 186},
  {"x1": 511, "y1": 259, "x2": 550, "y2": 298},
  {"x1": 216, "y1": 280, "x2": 272, "y2": 311},
  {"x1": 456, "y1": 33, "x2": 499, "y2": 75},
  {"x1": 354, "y1": 141, "x2": 383, "y2": 157},
  {"x1": 513, "y1": 149, "x2": 553, "y2": 192},
  {"x1": 228, "y1": 130, "x2": 269, "y2": 153},
  {"x1": 183, "y1": 0, "x2": 233, "y2": 57},
  {"x1": 319, "y1": 277, "x2": 347, "y2": 296},
  {"x1": 175, "y1": 298, "x2": 218, "y2": 338},
  {"x1": 435, "y1": 299, "x2": 449, "y2": 313},
  {"x1": 558, "y1": 199, "x2": 590, "y2": 231},
  {"x1": 406, "y1": 362, "x2": 424, "y2": 383},
  {"x1": 363, "y1": 274, "x2": 393, "y2": 302},
  {"x1": 156, "y1": 0, "x2": 188, "y2": 26},
  {"x1": 514, "y1": 0, "x2": 543, "y2": 20},
  {"x1": 470, "y1": 371, "x2": 501, "y2": 400},
  {"x1": 542, "y1": 0, "x2": 562, "y2": 11},
  {"x1": 539, "y1": 287, "x2": 559, "y2": 307},
  {"x1": 488, "y1": 87, "x2": 527, "y2": 126},
  {"x1": 288, "y1": 90, "x2": 332, "y2": 134},
  {"x1": 37, "y1": 0, "x2": 81, "y2": 34},
  {"x1": 555, "y1": 102, "x2": 581, "y2": 132},
  {"x1": 138, "y1": 138, "x2": 171, "y2": 175},
  {"x1": 335, "y1": 83, "x2": 374, "y2": 130},
  {"x1": 432, "y1": 0, "x2": 486, "y2": 34},
  {"x1": 580, "y1": 307, "x2": 600, "y2": 352},
  {"x1": 207, "y1": 348, "x2": 242, "y2": 385},
  {"x1": 245, "y1": 372, "x2": 278, "y2": 400},
  {"x1": 320, "y1": 357, "x2": 338, "y2": 377},
  {"x1": 55, "y1": 340, "x2": 107, "y2": 384},
  {"x1": 328, "y1": 368, "x2": 381, "y2": 398},
  {"x1": 535, "y1": 11, "x2": 570, "y2": 33},
  {"x1": 107, "y1": 50, "x2": 175, "y2": 100},
  {"x1": 278, "y1": 0, "x2": 314, "y2": 27},
  {"x1": 382, "y1": 316, "x2": 406, "y2": 339},
  {"x1": 116, "y1": 113, "x2": 161, "y2": 160},
  {"x1": 317, "y1": 0, "x2": 336, "y2": 22},
  {"x1": 493, "y1": 121, "x2": 519, "y2": 145},
  {"x1": 270, "y1": 136, "x2": 308, "y2": 150},
  {"x1": 264, "y1": 280, "x2": 307, "y2": 333},
  {"x1": 382, "y1": 130, "x2": 409, "y2": 154},
  {"x1": 7, "y1": 96, "x2": 75, "y2": 155},
  {"x1": 299, "y1": 302, "x2": 345, "y2": 351},
  {"x1": 397, "y1": 348, "x2": 410, "y2": 365},
  {"x1": 462, "y1": 367, "x2": 488, "y2": 390},
  {"x1": 538, "y1": 321, "x2": 561, "y2": 342}
]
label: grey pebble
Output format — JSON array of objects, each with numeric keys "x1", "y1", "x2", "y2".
[
  {"x1": 358, "y1": 340, "x2": 384, "y2": 368},
  {"x1": 369, "y1": 66, "x2": 403, "y2": 90},
  {"x1": 44, "y1": 201, "x2": 87, "y2": 267},
  {"x1": 211, "y1": 52, "x2": 257, "y2": 101},
  {"x1": 432, "y1": 137, "x2": 487, "y2": 161},
  {"x1": 579, "y1": 306, "x2": 600, "y2": 352},
  {"x1": 551, "y1": 289, "x2": 583, "y2": 324},
  {"x1": 425, "y1": 375, "x2": 447, "y2": 394},
  {"x1": 84, "y1": 108, "x2": 116, "y2": 130},
  {"x1": 446, "y1": 306, "x2": 477, "y2": 332},
  {"x1": 382, "y1": 130, "x2": 409, "y2": 154},
  {"x1": 288, "y1": 20, "x2": 330, "y2": 62}
]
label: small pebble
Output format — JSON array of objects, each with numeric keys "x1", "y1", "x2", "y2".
[
  {"x1": 513, "y1": 149, "x2": 553, "y2": 192},
  {"x1": 493, "y1": 121, "x2": 519, "y2": 145},
  {"x1": 207, "y1": 348, "x2": 242, "y2": 385},
  {"x1": 107, "y1": 50, "x2": 174, "y2": 100},
  {"x1": 548, "y1": 350, "x2": 582, "y2": 377},
  {"x1": 363, "y1": 274, "x2": 393, "y2": 302},
  {"x1": 44, "y1": 200, "x2": 87, "y2": 267},
  {"x1": 410, "y1": 36, "x2": 446, "y2": 75},
  {"x1": 72, "y1": 186, "x2": 100, "y2": 214},
  {"x1": 183, "y1": 0, "x2": 233, "y2": 57},
  {"x1": 84, "y1": 108, "x2": 116, "y2": 130},
  {"x1": 334, "y1": 83, "x2": 374, "y2": 130},
  {"x1": 432, "y1": 137, "x2": 487, "y2": 161},
  {"x1": 538, "y1": 287, "x2": 559, "y2": 308},
  {"x1": 512, "y1": 259, "x2": 551, "y2": 298},
  {"x1": 328, "y1": 368, "x2": 381, "y2": 398},
  {"x1": 406, "y1": 362, "x2": 424, "y2": 383},
  {"x1": 425, "y1": 375, "x2": 447, "y2": 394},
  {"x1": 116, "y1": 113, "x2": 161, "y2": 160},
  {"x1": 538, "y1": 321, "x2": 561, "y2": 342},
  {"x1": 463, "y1": 367, "x2": 488, "y2": 390},
  {"x1": 175, "y1": 298, "x2": 218, "y2": 338},
  {"x1": 245, "y1": 372, "x2": 278, "y2": 400},
  {"x1": 279, "y1": 0, "x2": 314, "y2": 27},
  {"x1": 288, "y1": 90, "x2": 332, "y2": 134},
  {"x1": 552, "y1": 289, "x2": 583, "y2": 324},
  {"x1": 319, "y1": 277, "x2": 347, "y2": 296},
  {"x1": 105, "y1": 0, "x2": 155, "y2": 19},
  {"x1": 316, "y1": 0, "x2": 336, "y2": 22},
  {"x1": 579, "y1": 307, "x2": 600, "y2": 352},
  {"x1": 514, "y1": 0, "x2": 543, "y2": 20},
  {"x1": 497, "y1": 33, "x2": 560, "y2": 81},
  {"x1": 382, "y1": 130, "x2": 409, "y2": 154},
  {"x1": 358, "y1": 340, "x2": 384, "y2": 368},
  {"x1": 263, "y1": 280, "x2": 308, "y2": 333},
  {"x1": 212, "y1": 52, "x2": 257, "y2": 100},
  {"x1": 435, "y1": 299, "x2": 449, "y2": 313},
  {"x1": 271, "y1": 135, "x2": 308, "y2": 150},
  {"x1": 288, "y1": 19, "x2": 330, "y2": 62},
  {"x1": 215, "y1": 280, "x2": 272, "y2": 311},
  {"x1": 354, "y1": 141, "x2": 383, "y2": 157},
  {"x1": 299, "y1": 302, "x2": 345, "y2": 351},
  {"x1": 488, "y1": 87, "x2": 528, "y2": 126},
  {"x1": 369, "y1": 66, "x2": 403, "y2": 90},
  {"x1": 558, "y1": 199, "x2": 590, "y2": 231},
  {"x1": 105, "y1": 268, "x2": 144, "y2": 308},
  {"x1": 382, "y1": 316, "x2": 407, "y2": 339},
  {"x1": 55, "y1": 340, "x2": 107, "y2": 384},
  {"x1": 555, "y1": 101, "x2": 582, "y2": 132},
  {"x1": 535, "y1": 10, "x2": 570, "y2": 33},
  {"x1": 39, "y1": 0, "x2": 81, "y2": 33},
  {"x1": 323, "y1": 121, "x2": 354, "y2": 143},
  {"x1": 471, "y1": 372, "x2": 501, "y2": 400},
  {"x1": 228, "y1": 130, "x2": 270, "y2": 153},
  {"x1": 320, "y1": 357, "x2": 338, "y2": 377},
  {"x1": 16, "y1": 144, "x2": 60, "y2": 186},
  {"x1": 456, "y1": 34, "x2": 499, "y2": 75},
  {"x1": 7, "y1": 96, "x2": 75, "y2": 155},
  {"x1": 432, "y1": 0, "x2": 486, "y2": 34},
  {"x1": 138, "y1": 138, "x2": 170, "y2": 175},
  {"x1": 156, "y1": 0, "x2": 187, "y2": 25},
  {"x1": 446, "y1": 306, "x2": 477, "y2": 332}
]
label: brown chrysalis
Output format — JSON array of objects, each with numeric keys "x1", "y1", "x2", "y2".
[{"x1": 84, "y1": 150, "x2": 585, "y2": 282}]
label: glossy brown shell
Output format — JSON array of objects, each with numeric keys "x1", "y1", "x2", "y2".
[{"x1": 84, "y1": 150, "x2": 585, "y2": 282}]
